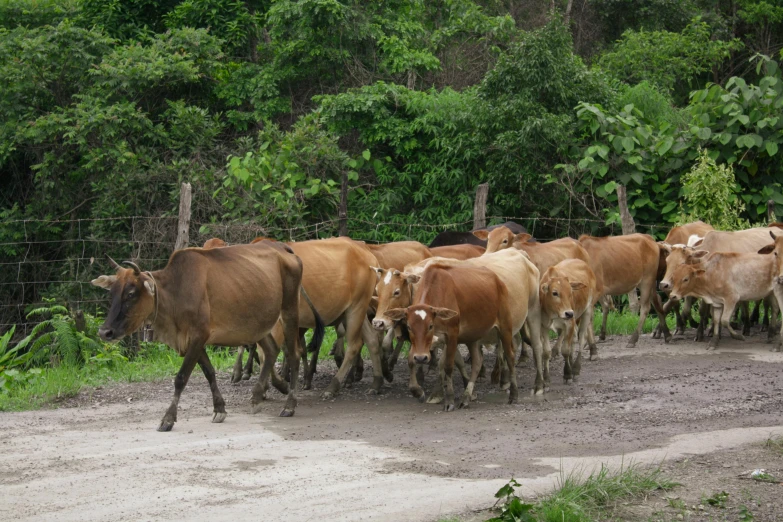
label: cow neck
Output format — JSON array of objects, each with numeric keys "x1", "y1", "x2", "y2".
[{"x1": 145, "y1": 271, "x2": 159, "y2": 326}]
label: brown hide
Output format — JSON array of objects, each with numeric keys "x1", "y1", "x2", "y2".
[
  {"x1": 663, "y1": 221, "x2": 714, "y2": 246},
  {"x1": 365, "y1": 241, "x2": 432, "y2": 270},
  {"x1": 429, "y1": 244, "x2": 485, "y2": 260}
]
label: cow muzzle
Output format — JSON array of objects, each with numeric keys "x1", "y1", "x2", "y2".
[
  {"x1": 413, "y1": 354, "x2": 430, "y2": 364},
  {"x1": 98, "y1": 327, "x2": 116, "y2": 341},
  {"x1": 371, "y1": 318, "x2": 389, "y2": 331},
  {"x1": 562, "y1": 310, "x2": 574, "y2": 320},
  {"x1": 777, "y1": 276, "x2": 783, "y2": 285},
  {"x1": 659, "y1": 281, "x2": 671, "y2": 291}
]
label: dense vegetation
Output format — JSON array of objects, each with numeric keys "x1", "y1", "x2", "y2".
[{"x1": 1, "y1": 0, "x2": 783, "y2": 401}]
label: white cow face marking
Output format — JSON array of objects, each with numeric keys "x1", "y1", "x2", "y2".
[
  {"x1": 384, "y1": 270, "x2": 392, "y2": 285},
  {"x1": 414, "y1": 310, "x2": 427, "y2": 320}
]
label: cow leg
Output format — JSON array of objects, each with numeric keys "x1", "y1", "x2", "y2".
[
  {"x1": 459, "y1": 342, "x2": 483, "y2": 409},
  {"x1": 490, "y1": 345, "x2": 501, "y2": 386},
  {"x1": 380, "y1": 328, "x2": 395, "y2": 365},
  {"x1": 527, "y1": 308, "x2": 547, "y2": 395},
  {"x1": 388, "y1": 335, "x2": 405, "y2": 370},
  {"x1": 408, "y1": 356, "x2": 426, "y2": 402},
  {"x1": 741, "y1": 301, "x2": 751, "y2": 336},
  {"x1": 708, "y1": 305, "x2": 723, "y2": 350},
  {"x1": 766, "y1": 295, "x2": 779, "y2": 343},
  {"x1": 539, "y1": 328, "x2": 552, "y2": 388},
  {"x1": 231, "y1": 345, "x2": 246, "y2": 384},
  {"x1": 684, "y1": 297, "x2": 700, "y2": 328},
  {"x1": 198, "y1": 351, "x2": 227, "y2": 423},
  {"x1": 651, "y1": 292, "x2": 672, "y2": 343},
  {"x1": 158, "y1": 341, "x2": 204, "y2": 432},
  {"x1": 517, "y1": 325, "x2": 531, "y2": 366},
  {"x1": 361, "y1": 318, "x2": 384, "y2": 393},
  {"x1": 562, "y1": 320, "x2": 576, "y2": 384},
  {"x1": 551, "y1": 327, "x2": 564, "y2": 359},
  {"x1": 599, "y1": 295, "x2": 610, "y2": 341},
  {"x1": 497, "y1": 345, "x2": 511, "y2": 391},
  {"x1": 298, "y1": 330, "x2": 309, "y2": 384},
  {"x1": 303, "y1": 329, "x2": 319, "y2": 391},
  {"x1": 695, "y1": 303, "x2": 709, "y2": 341},
  {"x1": 247, "y1": 346, "x2": 261, "y2": 380},
  {"x1": 255, "y1": 335, "x2": 289, "y2": 400},
  {"x1": 331, "y1": 322, "x2": 346, "y2": 369},
  {"x1": 428, "y1": 347, "x2": 467, "y2": 404},
  {"x1": 442, "y1": 335, "x2": 459, "y2": 412},
  {"x1": 750, "y1": 299, "x2": 761, "y2": 326},
  {"x1": 722, "y1": 299, "x2": 745, "y2": 341},
  {"x1": 772, "y1": 287, "x2": 783, "y2": 352},
  {"x1": 586, "y1": 305, "x2": 598, "y2": 359}
]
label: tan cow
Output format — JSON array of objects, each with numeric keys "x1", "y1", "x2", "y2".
[
  {"x1": 664, "y1": 220, "x2": 715, "y2": 248},
  {"x1": 383, "y1": 263, "x2": 518, "y2": 411},
  {"x1": 91, "y1": 242, "x2": 323, "y2": 429},
  {"x1": 429, "y1": 244, "x2": 485, "y2": 260},
  {"x1": 539, "y1": 259, "x2": 599, "y2": 383},
  {"x1": 579, "y1": 234, "x2": 671, "y2": 349},
  {"x1": 668, "y1": 232, "x2": 783, "y2": 350},
  {"x1": 365, "y1": 241, "x2": 432, "y2": 270}
]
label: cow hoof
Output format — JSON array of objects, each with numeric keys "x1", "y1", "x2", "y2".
[
  {"x1": 321, "y1": 391, "x2": 335, "y2": 400},
  {"x1": 459, "y1": 399, "x2": 470, "y2": 409},
  {"x1": 444, "y1": 403, "x2": 455, "y2": 412},
  {"x1": 730, "y1": 333, "x2": 745, "y2": 341},
  {"x1": 230, "y1": 373, "x2": 242, "y2": 384},
  {"x1": 564, "y1": 378, "x2": 573, "y2": 385},
  {"x1": 500, "y1": 382, "x2": 510, "y2": 391},
  {"x1": 241, "y1": 372, "x2": 251, "y2": 381},
  {"x1": 664, "y1": 334, "x2": 672, "y2": 344},
  {"x1": 534, "y1": 388, "x2": 544, "y2": 396},
  {"x1": 625, "y1": 342, "x2": 637, "y2": 349},
  {"x1": 427, "y1": 395, "x2": 443, "y2": 404},
  {"x1": 366, "y1": 388, "x2": 380, "y2": 395},
  {"x1": 383, "y1": 371, "x2": 394, "y2": 383},
  {"x1": 516, "y1": 358, "x2": 529, "y2": 367},
  {"x1": 707, "y1": 344, "x2": 718, "y2": 351},
  {"x1": 303, "y1": 382, "x2": 312, "y2": 391},
  {"x1": 212, "y1": 412, "x2": 227, "y2": 424},
  {"x1": 279, "y1": 409, "x2": 295, "y2": 418},
  {"x1": 157, "y1": 421, "x2": 174, "y2": 432}
]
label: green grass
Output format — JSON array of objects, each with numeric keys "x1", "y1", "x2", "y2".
[
  {"x1": 594, "y1": 309, "x2": 676, "y2": 336},
  {"x1": 764, "y1": 435, "x2": 783, "y2": 455},
  {"x1": 0, "y1": 343, "x2": 237, "y2": 412},
  {"x1": 490, "y1": 463, "x2": 677, "y2": 522}
]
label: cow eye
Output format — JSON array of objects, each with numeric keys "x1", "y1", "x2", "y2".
[
  {"x1": 127, "y1": 290, "x2": 136, "y2": 298},
  {"x1": 428, "y1": 324, "x2": 433, "y2": 330},
  {"x1": 502, "y1": 239, "x2": 508, "y2": 244},
  {"x1": 393, "y1": 289, "x2": 400, "y2": 296},
  {"x1": 552, "y1": 291, "x2": 559, "y2": 297}
]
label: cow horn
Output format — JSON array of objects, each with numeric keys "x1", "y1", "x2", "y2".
[
  {"x1": 106, "y1": 254, "x2": 121, "y2": 270},
  {"x1": 123, "y1": 261, "x2": 141, "y2": 275}
]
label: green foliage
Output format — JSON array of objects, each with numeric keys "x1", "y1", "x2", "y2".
[
  {"x1": 689, "y1": 54, "x2": 783, "y2": 220},
  {"x1": 598, "y1": 19, "x2": 741, "y2": 101},
  {"x1": 704, "y1": 491, "x2": 729, "y2": 508},
  {"x1": 678, "y1": 149, "x2": 749, "y2": 230}
]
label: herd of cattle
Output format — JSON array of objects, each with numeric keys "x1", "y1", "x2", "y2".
[{"x1": 89, "y1": 220, "x2": 783, "y2": 432}]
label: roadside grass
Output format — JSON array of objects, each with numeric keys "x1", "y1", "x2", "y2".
[
  {"x1": 489, "y1": 463, "x2": 677, "y2": 522},
  {"x1": 0, "y1": 309, "x2": 668, "y2": 412},
  {"x1": 595, "y1": 309, "x2": 676, "y2": 336},
  {"x1": 764, "y1": 435, "x2": 783, "y2": 455}
]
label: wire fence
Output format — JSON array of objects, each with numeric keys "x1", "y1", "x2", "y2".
[{"x1": 0, "y1": 213, "x2": 668, "y2": 335}]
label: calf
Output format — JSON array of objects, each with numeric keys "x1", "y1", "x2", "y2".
[
  {"x1": 384, "y1": 264, "x2": 518, "y2": 411},
  {"x1": 539, "y1": 259, "x2": 598, "y2": 383},
  {"x1": 668, "y1": 232, "x2": 783, "y2": 350}
]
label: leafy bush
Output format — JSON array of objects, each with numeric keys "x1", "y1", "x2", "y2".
[{"x1": 678, "y1": 148, "x2": 750, "y2": 230}]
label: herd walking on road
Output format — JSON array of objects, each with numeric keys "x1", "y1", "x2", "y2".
[{"x1": 90, "y1": 219, "x2": 783, "y2": 431}]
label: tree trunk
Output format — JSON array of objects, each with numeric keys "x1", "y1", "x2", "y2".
[
  {"x1": 174, "y1": 182, "x2": 192, "y2": 251},
  {"x1": 565, "y1": 0, "x2": 574, "y2": 24},
  {"x1": 768, "y1": 199, "x2": 776, "y2": 224},
  {"x1": 338, "y1": 171, "x2": 348, "y2": 237},
  {"x1": 407, "y1": 70, "x2": 416, "y2": 90},
  {"x1": 473, "y1": 183, "x2": 489, "y2": 230},
  {"x1": 616, "y1": 184, "x2": 640, "y2": 313}
]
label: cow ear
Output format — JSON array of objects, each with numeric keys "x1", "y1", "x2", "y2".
[
  {"x1": 657, "y1": 241, "x2": 672, "y2": 254},
  {"x1": 370, "y1": 266, "x2": 383, "y2": 279},
  {"x1": 369, "y1": 296, "x2": 379, "y2": 311},
  {"x1": 758, "y1": 244, "x2": 775, "y2": 254},
  {"x1": 691, "y1": 250, "x2": 709, "y2": 259},
  {"x1": 472, "y1": 230, "x2": 489, "y2": 240},
  {"x1": 771, "y1": 230, "x2": 780, "y2": 240},
  {"x1": 432, "y1": 307, "x2": 459, "y2": 322},
  {"x1": 403, "y1": 272, "x2": 421, "y2": 284},
  {"x1": 514, "y1": 233, "x2": 532, "y2": 243},
  {"x1": 693, "y1": 268, "x2": 706, "y2": 276},
  {"x1": 91, "y1": 275, "x2": 117, "y2": 290},
  {"x1": 384, "y1": 308, "x2": 407, "y2": 322},
  {"x1": 540, "y1": 282, "x2": 549, "y2": 294},
  {"x1": 143, "y1": 280, "x2": 155, "y2": 296},
  {"x1": 570, "y1": 281, "x2": 586, "y2": 290}
]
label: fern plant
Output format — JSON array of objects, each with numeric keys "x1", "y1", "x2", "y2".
[{"x1": 23, "y1": 299, "x2": 104, "y2": 366}]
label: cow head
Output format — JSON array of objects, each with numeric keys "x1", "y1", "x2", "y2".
[
  {"x1": 757, "y1": 230, "x2": 783, "y2": 284},
  {"x1": 668, "y1": 263, "x2": 705, "y2": 302},
  {"x1": 91, "y1": 257, "x2": 156, "y2": 342},
  {"x1": 473, "y1": 226, "x2": 531, "y2": 254},
  {"x1": 383, "y1": 305, "x2": 458, "y2": 364},
  {"x1": 657, "y1": 242, "x2": 709, "y2": 292},
  {"x1": 370, "y1": 267, "x2": 419, "y2": 330},
  {"x1": 540, "y1": 274, "x2": 585, "y2": 321}
]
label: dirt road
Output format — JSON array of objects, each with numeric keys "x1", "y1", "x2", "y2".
[{"x1": 1, "y1": 331, "x2": 782, "y2": 521}]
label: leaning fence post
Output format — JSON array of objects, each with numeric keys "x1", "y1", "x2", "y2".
[
  {"x1": 174, "y1": 182, "x2": 192, "y2": 251},
  {"x1": 768, "y1": 199, "x2": 776, "y2": 223},
  {"x1": 616, "y1": 184, "x2": 640, "y2": 313},
  {"x1": 473, "y1": 183, "x2": 489, "y2": 230}
]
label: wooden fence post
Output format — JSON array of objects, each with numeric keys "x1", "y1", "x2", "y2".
[
  {"x1": 473, "y1": 183, "x2": 489, "y2": 230},
  {"x1": 768, "y1": 199, "x2": 776, "y2": 223},
  {"x1": 616, "y1": 184, "x2": 640, "y2": 313},
  {"x1": 174, "y1": 182, "x2": 192, "y2": 251},
  {"x1": 338, "y1": 171, "x2": 348, "y2": 237}
]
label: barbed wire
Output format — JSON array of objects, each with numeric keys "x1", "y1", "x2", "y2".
[{"x1": 0, "y1": 213, "x2": 666, "y2": 335}]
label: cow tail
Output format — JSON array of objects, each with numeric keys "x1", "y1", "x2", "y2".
[{"x1": 301, "y1": 287, "x2": 325, "y2": 354}]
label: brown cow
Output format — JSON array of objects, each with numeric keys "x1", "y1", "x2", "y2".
[
  {"x1": 365, "y1": 241, "x2": 432, "y2": 270},
  {"x1": 429, "y1": 244, "x2": 485, "y2": 260},
  {"x1": 539, "y1": 259, "x2": 599, "y2": 383},
  {"x1": 202, "y1": 238, "x2": 228, "y2": 249},
  {"x1": 664, "y1": 220, "x2": 715, "y2": 248},
  {"x1": 91, "y1": 242, "x2": 324, "y2": 429},
  {"x1": 579, "y1": 234, "x2": 672, "y2": 349},
  {"x1": 668, "y1": 234, "x2": 783, "y2": 350},
  {"x1": 384, "y1": 263, "x2": 518, "y2": 411}
]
